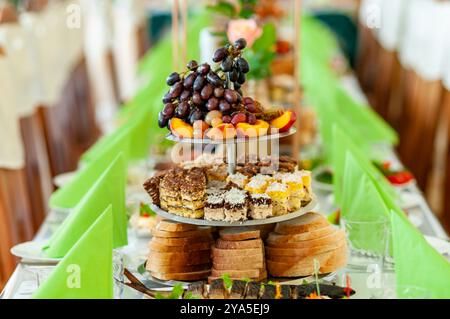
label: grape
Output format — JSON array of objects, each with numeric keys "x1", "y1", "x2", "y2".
[
  {"x1": 158, "y1": 112, "x2": 169, "y2": 128},
  {"x1": 229, "y1": 69, "x2": 238, "y2": 82},
  {"x1": 183, "y1": 72, "x2": 197, "y2": 89},
  {"x1": 193, "y1": 75, "x2": 205, "y2": 91},
  {"x1": 189, "y1": 108, "x2": 203, "y2": 125},
  {"x1": 206, "y1": 97, "x2": 219, "y2": 111},
  {"x1": 237, "y1": 71, "x2": 246, "y2": 84},
  {"x1": 205, "y1": 110, "x2": 222, "y2": 125},
  {"x1": 214, "y1": 87, "x2": 224, "y2": 98},
  {"x1": 236, "y1": 91, "x2": 242, "y2": 103},
  {"x1": 201, "y1": 84, "x2": 214, "y2": 100},
  {"x1": 169, "y1": 82, "x2": 183, "y2": 98},
  {"x1": 221, "y1": 56, "x2": 233, "y2": 72},
  {"x1": 192, "y1": 92, "x2": 203, "y2": 105},
  {"x1": 162, "y1": 103, "x2": 176, "y2": 117},
  {"x1": 233, "y1": 83, "x2": 241, "y2": 90},
  {"x1": 219, "y1": 100, "x2": 231, "y2": 113},
  {"x1": 245, "y1": 102, "x2": 257, "y2": 113},
  {"x1": 213, "y1": 47, "x2": 228, "y2": 62},
  {"x1": 224, "y1": 89, "x2": 238, "y2": 104},
  {"x1": 237, "y1": 88, "x2": 243, "y2": 96},
  {"x1": 166, "y1": 72, "x2": 180, "y2": 86},
  {"x1": 176, "y1": 101, "x2": 190, "y2": 118},
  {"x1": 162, "y1": 92, "x2": 172, "y2": 103},
  {"x1": 243, "y1": 97, "x2": 253, "y2": 105},
  {"x1": 234, "y1": 38, "x2": 247, "y2": 50},
  {"x1": 231, "y1": 113, "x2": 247, "y2": 126},
  {"x1": 180, "y1": 90, "x2": 191, "y2": 102},
  {"x1": 222, "y1": 115, "x2": 231, "y2": 123},
  {"x1": 207, "y1": 71, "x2": 223, "y2": 86},
  {"x1": 236, "y1": 58, "x2": 249, "y2": 73},
  {"x1": 247, "y1": 113, "x2": 257, "y2": 125},
  {"x1": 187, "y1": 60, "x2": 198, "y2": 71},
  {"x1": 197, "y1": 63, "x2": 210, "y2": 75}
]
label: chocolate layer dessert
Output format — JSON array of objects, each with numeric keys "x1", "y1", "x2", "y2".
[
  {"x1": 249, "y1": 194, "x2": 273, "y2": 219},
  {"x1": 204, "y1": 193, "x2": 225, "y2": 221},
  {"x1": 224, "y1": 188, "x2": 248, "y2": 222}
]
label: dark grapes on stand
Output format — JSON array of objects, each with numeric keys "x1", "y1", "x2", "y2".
[{"x1": 166, "y1": 72, "x2": 180, "y2": 86}]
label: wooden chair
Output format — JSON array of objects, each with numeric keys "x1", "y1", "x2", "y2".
[
  {"x1": 0, "y1": 168, "x2": 34, "y2": 288},
  {"x1": 397, "y1": 70, "x2": 445, "y2": 191},
  {"x1": 443, "y1": 90, "x2": 450, "y2": 233},
  {"x1": 372, "y1": 48, "x2": 401, "y2": 125},
  {"x1": 19, "y1": 113, "x2": 53, "y2": 231},
  {"x1": 355, "y1": 22, "x2": 380, "y2": 100}
]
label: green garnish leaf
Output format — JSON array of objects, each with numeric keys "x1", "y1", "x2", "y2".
[
  {"x1": 139, "y1": 202, "x2": 156, "y2": 217},
  {"x1": 221, "y1": 274, "x2": 233, "y2": 290},
  {"x1": 137, "y1": 261, "x2": 147, "y2": 275}
]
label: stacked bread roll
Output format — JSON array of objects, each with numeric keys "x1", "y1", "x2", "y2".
[
  {"x1": 210, "y1": 227, "x2": 267, "y2": 281},
  {"x1": 266, "y1": 212, "x2": 347, "y2": 277},
  {"x1": 146, "y1": 220, "x2": 213, "y2": 281}
]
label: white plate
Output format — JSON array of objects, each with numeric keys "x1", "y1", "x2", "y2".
[
  {"x1": 10, "y1": 241, "x2": 61, "y2": 264},
  {"x1": 166, "y1": 128, "x2": 297, "y2": 145},
  {"x1": 149, "y1": 198, "x2": 317, "y2": 227},
  {"x1": 425, "y1": 236, "x2": 450, "y2": 257},
  {"x1": 53, "y1": 171, "x2": 77, "y2": 188}
]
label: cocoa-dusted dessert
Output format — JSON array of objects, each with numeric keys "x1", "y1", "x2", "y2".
[
  {"x1": 224, "y1": 188, "x2": 248, "y2": 222},
  {"x1": 159, "y1": 168, "x2": 184, "y2": 210},
  {"x1": 245, "y1": 282, "x2": 262, "y2": 299},
  {"x1": 143, "y1": 170, "x2": 167, "y2": 206},
  {"x1": 204, "y1": 192, "x2": 225, "y2": 221},
  {"x1": 249, "y1": 194, "x2": 273, "y2": 219},
  {"x1": 209, "y1": 279, "x2": 227, "y2": 299},
  {"x1": 180, "y1": 167, "x2": 206, "y2": 212}
]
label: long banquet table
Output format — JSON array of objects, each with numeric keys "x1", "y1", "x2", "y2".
[{"x1": 1, "y1": 73, "x2": 449, "y2": 300}]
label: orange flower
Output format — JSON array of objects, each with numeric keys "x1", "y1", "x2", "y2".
[{"x1": 227, "y1": 19, "x2": 262, "y2": 48}]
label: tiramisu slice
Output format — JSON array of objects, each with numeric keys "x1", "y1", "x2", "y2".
[
  {"x1": 249, "y1": 194, "x2": 273, "y2": 219},
  {"x1": 224, "y1": 188, "x2": 248, "y2": 222}
]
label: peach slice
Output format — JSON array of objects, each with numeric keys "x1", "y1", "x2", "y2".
[
  {"x1": 270, "y1": 110, "x2": 296, "y2": 133},
  {"x1": 170, "y1": 118, "x2": 194, "y2": 139},
  {"x1": 236, "y1": 120, "x2": 270, "y2": 138},
  {"x1": 193, "y1": 120, "x2": 209, "y2": 139},
  {"x1": 206, "y1": 123, "x2": 236, "y2": 140}
]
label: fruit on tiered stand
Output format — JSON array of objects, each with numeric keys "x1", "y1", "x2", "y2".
[{"x1": 158, "y1": 38, "x2": 297, "y2": 140}]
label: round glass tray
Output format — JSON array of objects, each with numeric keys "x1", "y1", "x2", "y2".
[
  {"x1": 149, "y1": 197, "x2": 317, "y2": 227},
  {"x1": 165, "y1": 128, "x2": 297, "y2": 145}
]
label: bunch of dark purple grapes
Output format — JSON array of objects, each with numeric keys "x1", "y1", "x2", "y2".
[{"x1": 158, "y1": 38, "x2": 253, "y2": 128}]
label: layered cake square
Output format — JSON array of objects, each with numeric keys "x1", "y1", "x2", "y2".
[
  {"x1": 249, "y1": 194, "x2": 273, "y2": 219},
  {"x1": 224, "y1": 188, "x2": 248, "y2": 222}
]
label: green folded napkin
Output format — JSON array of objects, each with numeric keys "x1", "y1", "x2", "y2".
[
  {"x1": 44, "y1": 154, "x2": 127, "y2": 258},
  {"x1": 33, "y1": 206, "x2": 113, "y2": 299},
  {"x1": 391, "y1": 212, "x2": 450, "y2": 298},
  {"x1": 50, "y1": 130, "x2": 130, "y2": 210},
  {"x1": 341, "y1": 152, "x2": 390, "y2": 253},
  {"x1": 331, "y1": 125, "x2": 396, "y2": 206},
  {"x1": 333, "y1": 86, "x2": 398, "y2": 146}
]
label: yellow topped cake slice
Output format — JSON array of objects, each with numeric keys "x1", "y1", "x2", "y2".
[
  {"x1": 245, "y1": 174, "x2": 273, "y2": 194},
  {"x1": 265, "y1": 182, "x2": 289, "y2": 216}
]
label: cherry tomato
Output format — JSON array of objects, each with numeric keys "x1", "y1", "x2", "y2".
[{"x1": 387, "y1": 171, "x2": 414, "y2": 185}]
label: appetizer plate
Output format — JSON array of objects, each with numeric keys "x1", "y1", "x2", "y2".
[
  {"x1": 10, "y1": 241, "x2": 61, "y2": 264},
  {"x1": 149, "y1": 197, "x2": 317, "y2": 227},
  {"x1": 166, "y1": 128, "x2": 297, "y2": 145}
]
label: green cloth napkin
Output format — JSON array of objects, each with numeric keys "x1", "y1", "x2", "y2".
[
  {"x1": 331, "y1": 125, "x2": 396, "y2": 206},
  {"x1": 391, "y1": 212, "x2": 450, "y2": 298},
  {"x1": 33, "y1": 206, "x2": 113, "y2": 299},
  {"x1": 44, "y1": 154, "x2": 127, "y2": 258},
  {"x1": 50, "y1": 129, "x2": 130, "y2": 210},
  {"x1": 341, "y1": 152, "x2": 390, "y2": 222},
  {"x1": 333, "y1": 86, "x2": 398, "y2": 146},
  {"x1": 341, "y1": 152, "x2": 390, "y2": 254}
]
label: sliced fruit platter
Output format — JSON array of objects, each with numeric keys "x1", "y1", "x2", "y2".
[{"x1": 157, "y1": 38, "x2": 297, "y2": 141}]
